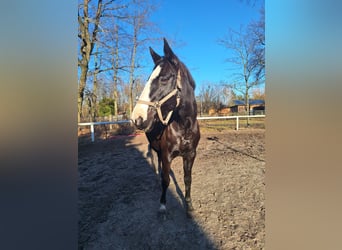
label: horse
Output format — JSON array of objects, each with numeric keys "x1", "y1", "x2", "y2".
[{"x1": 131, "y1": 38, "x2": 200, "y2": 214}]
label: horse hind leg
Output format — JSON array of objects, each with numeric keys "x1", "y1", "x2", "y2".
[{"x1": 183, "y1": 152, "x2": 196, "y2": 212}]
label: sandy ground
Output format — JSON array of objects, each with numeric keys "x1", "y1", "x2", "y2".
[{"x1": 78, "y1": 129, "x2": 265, "y2": 249}]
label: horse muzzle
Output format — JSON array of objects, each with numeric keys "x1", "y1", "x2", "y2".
[
  {"x1": 133, "y1": 116, "x2": 144, "y2": 129},
  {"x1": 132, "y1": 116, "x2": 154, "y2": 132}
]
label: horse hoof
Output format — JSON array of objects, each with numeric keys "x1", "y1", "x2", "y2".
[
  {"x1": 187, "y1": 202, "x2": 194, "y2": 212},
  {"x1": 186, "y1": 211, "x2": 193, "y2": 218},
  {"x1": 159, "y1": 204, "x2": 166, "y2": 212}
]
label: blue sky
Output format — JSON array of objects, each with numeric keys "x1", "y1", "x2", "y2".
[{"x1": 146, "y1": 0, "x2": 264, "y2": 95}]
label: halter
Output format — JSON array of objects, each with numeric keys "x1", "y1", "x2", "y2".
[{"x1": 137, "y1": 70, "x2": 182, "y2": 125}]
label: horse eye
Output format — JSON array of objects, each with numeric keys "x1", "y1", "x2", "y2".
[
  {"x1": 159, "y1": 76, "x2": 169, "y2": 82},
  {"x1": 159, "y1": 74, "x2": 173, "y2": 83}
]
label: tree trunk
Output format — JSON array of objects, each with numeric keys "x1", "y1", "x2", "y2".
[
  {"x1": 113, "y1": 24, "x2": 119, "y2": 120},
  {"x1": 78, "y1": 62, "x2": 88, "y2": 123},
  {"x1": 78, "y1": 0, "x2": 103, "y2": 123},
  {"x1": 245, "y1": 84, "x2": 250, "y2": 126},
  {"x1": 128, "y1": 32, "x2": 137, "y2": 115},
  {"x1": 91, "y1": 49, "x2": 99, "y2": 122}
]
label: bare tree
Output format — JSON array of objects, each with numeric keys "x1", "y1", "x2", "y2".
[
  {"x1": 125, "y1": 0, "x2": 159, "y2": 115},
  {"x1": 78, "y1": 0, "x2": 103, "y2": 123},
  {"x1": 112, "y1": 24, "x2": 120, "y2": 119},
  {"x1": 219, "y1": 28, "x2": 257, "y2": 115},
  {"x1": 219, "y1": 6, "x2": 265, "y2": 121},
  {"x1": 198, "y1": 84, "x2": 224, "y2": 115},
  {"x1": 251, "y1": 88, "x2": 265, "y2": 100},
  {"x1": 128, "y1": 15, "x2": 138, "y2": 115},
  {"x1": 78, "y1": 0, "x2": 160, "y2": 122},
  {"x1": 101, "y1": 21, "x2": 127, "y2": 120},
  {"x1": 89, "y1": 46, "x2": 101, "y2": 121},
  {"x1": 248, "y1": 7, "x2": 265, "y2": 82},
  {"x1": 78, "y1": 0, "x2": 129, "y2": 122},
  {"x1": 220, "y1": 85, "x2": 235, "y2": 106}
]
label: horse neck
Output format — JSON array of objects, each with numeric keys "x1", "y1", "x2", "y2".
[{"x1": 177, "y1": 84, "x2": 197, "y2": 121}]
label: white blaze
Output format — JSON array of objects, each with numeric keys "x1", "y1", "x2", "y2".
[{"x1": 131, "y1": 65, "x2": 161, "y2": 122}]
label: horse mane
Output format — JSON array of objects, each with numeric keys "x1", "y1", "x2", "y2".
[{"x1": 178, "y1": 61, "x2": 196, "y2": 90}]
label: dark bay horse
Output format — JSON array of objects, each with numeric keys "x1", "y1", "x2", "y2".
[{"x1": 131, "y1": 38, "x2": 200, "y2": 213}]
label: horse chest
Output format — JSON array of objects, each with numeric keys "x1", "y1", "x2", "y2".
[
  {"x1": 180, "y1": 136, "x2": 191, "y2": 146},
  {"x1": 173, "y1": 136, "x2": 192, "y2": 153}
]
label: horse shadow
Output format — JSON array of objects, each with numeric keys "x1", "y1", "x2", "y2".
[
  {"x1": 78, "y1": 135, "x2": 218, "y2": 250},
  {"x1": 169, "y1": 169, "x2": 188, "y2": 210}
]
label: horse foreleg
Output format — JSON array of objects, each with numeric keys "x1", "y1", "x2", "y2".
[
  {"x1": 183, "y1": 152, "x2": 196, "y2": 212},
  {"x1": 148, "y1": 145, "x2": 160, "y2": 175},
  {"x1": 159, "y1": 158, "x2": 171, "y2": 211}
]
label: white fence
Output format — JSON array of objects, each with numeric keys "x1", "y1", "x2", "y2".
[
  {"x1": 197, "y1": 114, "x2": 265, "y2": 130},
  {"x1": 78, "y1": 120, "x2": 132, "y2": 142},
  {"x1": 78, "y1": 115, "x2": 265, "y2": 142}
]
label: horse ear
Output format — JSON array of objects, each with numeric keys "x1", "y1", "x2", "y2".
[
  {"x1": 149, "y1": 47, "x2": 161, "y2": 65},
  {"x1": 163, "y1": 38, "x2": 178, "y2": 65}
]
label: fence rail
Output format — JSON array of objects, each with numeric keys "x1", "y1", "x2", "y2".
[
  {"x1": 197, "y1": 114, "x2": 265, "y2": 131},
  {"x1": 78, "y1": 120, "x2": 132, "y2": 142},
  {"x1": 78, "y1": 115, "x2": 265, "y2": 142}
]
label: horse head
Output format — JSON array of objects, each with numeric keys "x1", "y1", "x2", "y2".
[{"x1": 132, "y1": 38, "x2": 186, "y2": 132}]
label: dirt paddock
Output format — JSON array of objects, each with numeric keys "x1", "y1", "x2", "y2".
[{"x1": 78, "y1": 129, "x2": 265, "y2": 249}]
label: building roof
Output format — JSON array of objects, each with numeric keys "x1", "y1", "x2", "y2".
[{"x1": 232, "y1": 99, "x2": 265, "y2": 106}]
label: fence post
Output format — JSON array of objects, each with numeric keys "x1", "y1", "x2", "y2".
[
  {"x1": 236, "y1": 116, "x2": 239, "y2": 130},
  {"x1": 90, "y1": 124, "x2": 95, "y2": 142}
]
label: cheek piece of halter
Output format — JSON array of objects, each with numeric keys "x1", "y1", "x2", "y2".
[{"x1": 137, "y1": 70, "x2": 182, "y2": 126}]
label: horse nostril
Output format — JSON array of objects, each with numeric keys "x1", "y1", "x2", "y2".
[{"x1": 135, "y1": 116, "x2": 143, "y2": 127}]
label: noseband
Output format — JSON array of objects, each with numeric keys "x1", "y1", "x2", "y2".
[{"x1": 137, "y1": 70, "x2": 182, "y2": 125}]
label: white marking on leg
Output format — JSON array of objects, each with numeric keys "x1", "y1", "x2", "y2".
[
  {"x1": 159, "y1": 204, "x2": 166, "y2": 211},
  {"x1": 131, "y1": 65, "x2": 161, "y2": 122}
]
